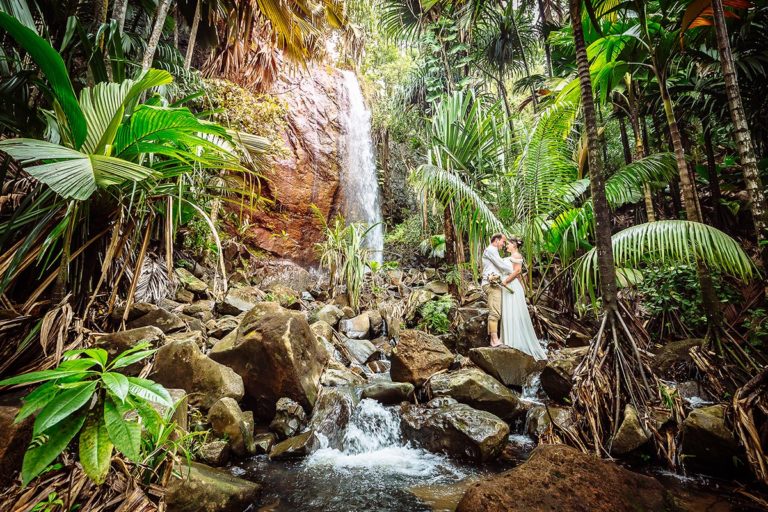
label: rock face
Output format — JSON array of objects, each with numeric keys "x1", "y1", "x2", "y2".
[
  {"x1": 401, "y1": 402, "x2": 509, "y2": 462},
  {"x1": 308, "y1": 386, "x2": 358, "y2": 449},
  {"x1": 152, "y1": 340, "x2": 244, "y2": 409},
  {"x1": 457, "y1": 444, "x2": 668, "y2": 512},
  {"x1": 240, "y1": 65, "x2": 346, "y2": 264},
  {"x1": 390, "y1": 330, "x2": 453, "y2": 386},
  {"x1": 209, "y1": 302, "x2": 328, "y2": 419},
  {"x1": 427, "y1": 369, "x2": 523, "y2": 420},
  {"x1": 681, "y1": 404, "x2": 741, "y2": 474},
  {"x1": 164, "y1": 462, "x2": 260, "y2": 512},
  {"x1": 454, "y1": 307, "x2": 489, "y2": 354},
  {"x1": 469, "y1": 347, "x2": 541, "y2": 387},
  {"x1": 540, "y1": 347, "x2": 587, "y2": 403},
  {"x1": 269, "y1": 397, "x2": 307, "y2": 440},
  {"x1": 0, "y1": 395, "x2": 32, "y2": 486}
]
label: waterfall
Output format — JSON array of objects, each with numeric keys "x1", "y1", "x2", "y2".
[
  {"x1": 304, "y1": 399, "x2": 464, "y2": 478},
  {"x1": 340, "y1": 70, "x2": 384, "y2": 264}
]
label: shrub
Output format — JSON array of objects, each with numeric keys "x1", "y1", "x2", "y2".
[{"x1": 419, "y1": 295, "x2": 455, "y2": 334}]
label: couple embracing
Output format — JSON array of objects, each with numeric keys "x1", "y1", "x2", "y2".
[{"x1": 481, "y1": 233, "x2": 547, "y2": 361}]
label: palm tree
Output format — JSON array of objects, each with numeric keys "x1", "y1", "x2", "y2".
[{"x1": 710, "y1": 0, "x2": 768, "y2": 269}]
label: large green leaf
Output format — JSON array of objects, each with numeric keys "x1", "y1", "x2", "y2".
[
  {"x1": 79, "y1": 414, "x2": 113, "y2": 484},
  {"x1": 22, "y1": 412, "x2": 86, "y2": 486},
  {"x1": 33, "y1": 380, "x2": 97, "y2": 435},
  {"x1": 103, "y1": 396, "x2": 141, "y2": 461},
  {"x1": 102, "y1": 372, "x2": 129, "y2": 402},
  {"x1": 0, "y1": 368, "x2": 88, "y2": 387},
  {"x1": 0, "y1": 12, "x2": 87, "y2": 148},
  {"x1": 127, "y1": 376, "x2": 172, "y2": 407},
  {"x1": 0, "y1": 139, "x2": 158, "y2": 200},
  {"x1": 0, "y1": 0, "x2": 35, "y2": 31}
]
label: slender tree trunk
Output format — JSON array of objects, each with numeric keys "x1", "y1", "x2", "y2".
[
  {"x1": 537, "y1": 0, "x2": 553, "y2": 77},
  {"x1": 570, "y1": 0, "x2": 617, "y2": 310},
  {"x1": 618, "y1": 116, "x2": 632, "y2": 164},
  {"x1": 510, "y1": 12, "x2": 538, "y2": 111},
  {"x1": 141, "y1": 0, "x2": 172, "y2": 70},
  {"x1": 703, "y1": 121, "x2": 724, "y2": 229},
  {"x1": 173, "y1": 6, "x2": 179, "y2": 49},
  {"x1": 111, "y1": 0, "x2": 129, "y2": 33},
  {"x1": 94, "y1": 0, "x2": 108, "y2": 28},
  {"x1": 712, "y1": 0, "x2": 768, "y2": 268},
  {"x1": 443, "y1": 204, "x2": 459, "y2": 297},
  {"x1": 497, "y1": 77, "x2": 516, "y2": 138},
  {"x1": 184, "y1": 0, "x2": 201, "y2": 69}
]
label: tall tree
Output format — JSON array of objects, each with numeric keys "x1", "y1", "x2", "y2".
[
  {"x1": 711, "y1": 0, "x2": 768, "y2": 269},
  {"x1": 184, "y1": 0, "x2": 201, "y2": 69},
  {"x1": 142, "y1": 0, "x2": 173, "y2": 70},
  {"x1": 111, "y1": 0, "x2": 129, "y2": 33}
]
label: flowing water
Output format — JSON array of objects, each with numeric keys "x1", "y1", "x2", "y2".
[
  {"x1": 238, "y1": 399, "x2": 481, "y2": 511},
  {"x1": 340, "y1": 70, "x2": 384, "y2": 264}
]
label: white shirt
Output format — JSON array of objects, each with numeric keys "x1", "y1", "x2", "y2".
[{"x1": 481, "y1": 245, "x2": 514, "y2": 286}]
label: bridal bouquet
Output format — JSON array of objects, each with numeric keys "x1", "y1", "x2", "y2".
[{"x1": 488, "y1": 273, "x2": 514, "y2": 294}]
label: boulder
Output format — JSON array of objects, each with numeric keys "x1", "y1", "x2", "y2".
[
  {"x1": 165, "y1": 330, "x2": 206, "y2": 350},
  {"x1": 183, "y1": 300, "x2": 215, "y2": 316},
  {"x1": 94, "y1": 326, "x2": 164, "y2": 374},
  {"x1": 253, "y1": 433, "x2": 277, "y2": 455},
  {"x1": 379, "y1": 300, "x2": 404, "y2": 340},
  {"x1": 653, "y1": 338, "x2": 704, "y2": 379},
  {"x1": 454, "y1": 307, "x2": 489, "y2": 354},
  {"x1": 457, "y1": 444, "x2": 668, "y2": 512},
  {"x1": 367, "y1": 360, "x2": 391, "y2": 374},
  {"x1": 400, "y1": 402, "x2": 509, "y2": 462},
  {"x1": 611, "y1": 404, "x2": 651, "y2": 455},
  {"x1": 371, "y1": 336, "x2": 393, "y2": 358},
  {"x1": 164, "y1": 462, "x2": 259, "y2": 512},
  {"x1": 176, "y1": 268, "x2": 208, "y2": 294},
  {"x1": 217, "y1": 286, "x2": 265, "y2": 316},
  {"x1": 209, "y1": 302, "x2": 327, "y2": 420},
  {"x1": 269, "y1": 430, "x2": 319, "y2": 460},
  {"x1": 341, "y1": 336, "x2": 376, "y2": 365},
  {"x1": 320, "y1": 367, "x2": 366, "y2": 387},
  {"x1": 427, "y1": 369, "x2": 523, "y2": 420},
  {"x1": 368, "y1": 310, "x2": 384, "y2": 337},
  {"x1": 110, "y1": 302, "x2": 157, "y2": 322},
  {"x1": 0, "y1": 395, "x2": 32, "y2": 486},
  {"x1": 208, "y1": 316, "x2": 241, "y2": 339},
  {"x1": 197, "y1": 440, "x2": 230, "y2": 467},
  {"x1": 208, "y1": 398, "x2": 254, "y2": 456},
  {"x1": 526, "y1": 405, "x2": 574, "y2": 438},
  {"x1": 315, "y1": 304, "x2": 344, "y2": 327},
  {"x1": 175, "y1": 287, "x2": 195, "y2": 303},
  {"x1": 390, "y1": 330, "x2": 453, "y2": 387},
  {"x1": 308, "y1": 387, "x2": 358, "y2": 449},
  {"x1": 339, "y1": 313, "x2": 370, "y2": 339},
  {"x1": 425, "y1": 281, "x2": 449, "y2": 295},
  {"x1": 152, "y1": 340, "x2": 244, "y2": 409},
  {"x1": 361, "y1": 382, "x2": 414, "y2": 405},
  {"x1": 251, "y1": 260, "x2": 314, "y2": 293},
  {"x1": 127, "y1": 308, "x2": 186, "y2": 334},
  {"x1": 269, "y1": 397, "x2": 307, "y2": 440},
  {"x1": 310, "y1": 320, "x2": 334, "y2": 344},
  {"x1": 681, "y1": 404, "x2": 741, "y2": 474},
  {"x1": 469, "y1": 347, "x2": 541, "y2": 387},
  {"x1": 265, "y1": 284, "x2": 300, "y2": 309},
  {"x1": 540, "y1": 347, "x2": 587, "y2": 403}
]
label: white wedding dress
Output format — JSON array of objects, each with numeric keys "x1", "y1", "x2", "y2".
[{"x1": 501, "y1": 255, "x2": 547, "y2": 360}]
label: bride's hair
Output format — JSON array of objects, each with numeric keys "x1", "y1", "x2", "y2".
[{"x1": 508, "y1": 236, "x2": 524, "y2": 248}]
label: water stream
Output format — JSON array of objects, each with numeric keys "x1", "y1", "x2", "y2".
[{"x1": 340, "y1": 70, "x2": 384, "y2": 264}]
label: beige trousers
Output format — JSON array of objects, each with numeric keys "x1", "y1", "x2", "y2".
[{"x1": 482, "y1": 283, "x2": 502, "y2": 336}]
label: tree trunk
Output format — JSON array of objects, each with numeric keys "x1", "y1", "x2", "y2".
[
  {"x1": 537, "y1": 0, "x2": 553, "y2": 77},
  {"x1": 184, "y1": 0, "x2": 201, "y2": 69},
  {"x1": 94, "y1": 0, "x2": 108, "y2": 28},
  {"x1": 510, "y1": 12, "x2": 538, "y2": 112},
  {"x1": 141, "y1": 0, "x2": 172, "y2": 70},
  {"x1": 111, "y1": 0, "x2": 129, "y2": 33},
  {"x1": 618, "y1": 116, "x2": 632, "y2": 165},
  {"x1": 703, "y1": 120, "x2": 724, "y2": 229},
  {"x1": 443, "y1": 204, "x2": 459, "y2": 297},
  {"x1": 712, "y1": 0, "x2": 768, "y2": 268},
  {"x1": 570, "y1": 0, "x2": 618, "y2": 311},
  {"x1": 497, "y1": 78, "x2": 516, "y2": 138}
]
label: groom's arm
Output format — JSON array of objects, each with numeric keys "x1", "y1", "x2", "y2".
[{"x1": 487, "y1": 249, "x2": 514, "y2": 274}]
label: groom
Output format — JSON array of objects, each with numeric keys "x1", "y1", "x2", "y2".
[{"x1": 482, "y1": 233, "x2": 515, "y2": 347}]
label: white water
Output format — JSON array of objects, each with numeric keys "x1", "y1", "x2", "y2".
[
  {"x1": 521, "y1": 372, "x2": 544, "y2": 405},
  {"x1": 340, "y1": 70, "x2": 384, "y2": 264},
  {"x1": 305, "y1": 399, "x2": 464, "y2": 478}
]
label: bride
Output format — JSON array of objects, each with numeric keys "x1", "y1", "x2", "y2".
[{"x1": 500, "y1": 237, "x2": 547, "y2": 360}]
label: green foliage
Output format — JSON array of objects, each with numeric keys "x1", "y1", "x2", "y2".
[
  {"x1": 418, "y1": 295, "x2": 455, "y2": 334},
  {"x1": 0, "y1": 343, "x2": 176, "y2": 486},
  {"x1": 385, "y1": 215, "x2": 424, "y2": 259},
  {"x1": 742, "y1": 308, "x2": 768, "y2": 350},
  {"x1": 419, "y1": 234, "x2": 446, "y2": 259}
]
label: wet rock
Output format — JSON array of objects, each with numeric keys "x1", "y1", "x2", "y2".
[
  {"x1": 308, "y1": 387, "x2": 358, "y2": 449},
  {"x1": 197, "y1": 440, "x2": 230, "y2": 467},
  {"x1": 611, "y1": 404, "x2": 651, "y2": 455},
  {"x1": 526, "y1": 405, "x2": 574, "y2": 438},
  {"x1": 164, "y1": 462, "x2": 259, "y2": 512},
  {"x1": 366, "y1": 360, "x2": 390, "y2": 374},
  {"x1": 315, "y1": 304, "x2": 344, "y2": 327},
  {"x1": 425, "y1": 281, "x2": 449, "y2": 295},
  {"x1": 681, "y1": 404, "x2": 741, "y2": 474},
  {"x1": 427, "y1": 397, "x2": 458, "y2": 408},
  {"x1": 209, "y1": 302, "x2": 327, "y2": 420},
  {"x1": 454, "y1": 307, "x2": 488, "y2": 354},
  {"x1": 208, "y1": 398, "x2": 254, "y2": 456},
  {"x1": 390, "y1": 330, "x2": 453, "y2": 387},
  {"x1": 427, "y1": 368, "x2": 523, "y2": 421},
  {"x1": 653, "y1": 338, "x2": 704, "y2": 379},
  {"x1": 371, "y1": 336, "x2": 393, "y2": 357},
  {"x1": 0, "y1": 395, "x2": 32, "y2": 486},
  {"x1": 176, "y1": 268, "x2": 209, "y2": 294},
  {"x1": 379, "y1": 300, "x2": 404, "y2": 340},
  {"x1": 341, "y1": 336, "x2": 376, "y2": 365},
  {"x1": 152, "y1": 340, "x2": 244, "y2": 409},
  {"x1": 269, "y1": 397, "x2": 307, "y2": 440},
  {"x1": 320, "y1": 367, "x2": 366, "y2": 387},
  {"x1": 469, "y1": 347, "x2": 541, "y2": 387},
  {"x1": 457, "y1": 444, "x2": 667, "y2": 512},
  {"x1": 208, "y1": 316, "x2": 240, "y2": 339},
  {"x1": 94, "y1": 326, "x2": 164, "y2": 374},
  {"x1": 400, "y1": 402, "x2": 509, "y2": 462},
  {"x1": 339, "y1": 313, "x2": 370, "y2": 339},
  {"x1": 540, "y1": 347, "x2": 587, "y2": 403},
  {"x1": 362, "y1": 382, "x2": 414, "y2": 405},
  {"x1": 217, "y1": 286, "x2": 265, "y2": 316},
  {"x1": 253, "y1": 433, "x2": 277, "y2": 455},
  {"x1": 268, "y1": 430, "x2": 319, "y2": 460},
  {"x1": 127, "y1": 308, "x2": 186, "y2": 334}
]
